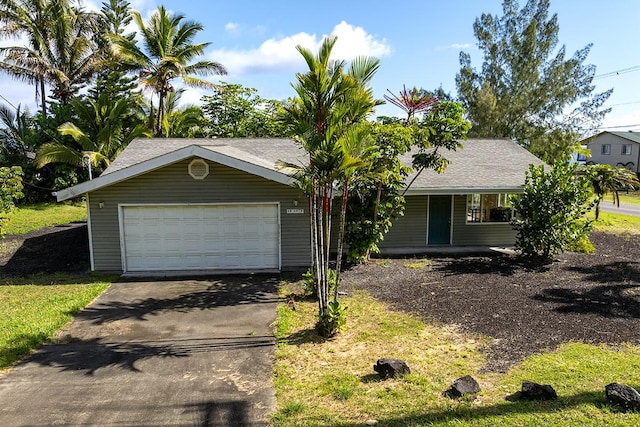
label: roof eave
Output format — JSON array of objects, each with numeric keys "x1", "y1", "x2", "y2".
[
  {"x1": 56, "y1": 145, "x2": 294, "y2": 202},
  {"x1": 405, "y1": 186, "x2": 525, "y2": 195}
]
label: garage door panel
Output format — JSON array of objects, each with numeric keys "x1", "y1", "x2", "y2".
[{"x1": 122, "y1": 204, "x2": 279, "y2": 272}]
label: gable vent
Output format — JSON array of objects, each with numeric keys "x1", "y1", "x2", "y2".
[{"x1": 188, "y1": 158, "x2": 209, "y2": 180}]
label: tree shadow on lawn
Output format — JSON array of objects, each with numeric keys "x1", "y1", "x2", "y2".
[
  {"x1": 74, "y1": 275, "x2": 279, "y2": 324},
  {"x1": 329, "y1": 390, "x2": 628, "y2": 426},
  {"x1": 278, "y1": 328, "x2": 325, "y2": 346}
]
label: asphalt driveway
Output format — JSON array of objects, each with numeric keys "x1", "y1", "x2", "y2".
[{"x1": 0, "y1": 275, "x2": 279, "y2": 426}]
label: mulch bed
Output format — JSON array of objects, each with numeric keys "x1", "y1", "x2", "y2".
[
  {"x1": 343, "y1": 232, "x2": 640, "y2": 372},
  {"x1": 3, "y1": 224, "x2": 639, "y2": 373},
  {"x1": 0, "y1": 222, "x2": 89, "y2": 276}
]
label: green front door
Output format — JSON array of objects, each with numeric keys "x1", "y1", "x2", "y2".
[{"x1": 428, "y1": 195, "x2": 451, "y2": 245}]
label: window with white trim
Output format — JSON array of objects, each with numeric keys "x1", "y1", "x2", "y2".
[
  {"x1": 622, "y1": 144, "x2": 632, "y2": 155},
  {"x1": 466, "y1": 194, "x2": 514, "y2": 223},
  {"x1": 601, "y1": 144, "x2": 611, "y2": 155}
]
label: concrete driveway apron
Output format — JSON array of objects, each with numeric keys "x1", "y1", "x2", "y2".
[{"x1": 0, "y1": 275, "x2": 279, "y2": 426}]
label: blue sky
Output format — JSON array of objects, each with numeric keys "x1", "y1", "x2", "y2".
[{"x1": 1, "y1": 0, "x2": 639, "y2": 133}]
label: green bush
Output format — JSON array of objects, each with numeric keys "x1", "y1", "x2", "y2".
[
  {"x1": 0, "y1": 166, "x2": 24, "y2": 236},
  {"x1": 302, "y1": 268, "x2": 337, "y2": 299},
  {"x1": 511, "y1": 162, "x2": 594, "y2": 263},
  {"x1": 567, "y1": 235, "x2": 596, "y2": 254},
  {"x1": 316, "y1": 300, "x2": 347, "y2": 338}
]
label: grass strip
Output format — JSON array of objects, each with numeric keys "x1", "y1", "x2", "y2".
[
  {"x1": 273, "y1": 284, "x2": 640, "y2": 426},
  {"x1": 3, "y1": 202, "x2": 86, "y2": 236},
  {"x1": 592, "y1": 211, "x2": 640, "y2": 235},
  {"x1": 0, "y1": 273, "x2": 112, "y2": 370}
]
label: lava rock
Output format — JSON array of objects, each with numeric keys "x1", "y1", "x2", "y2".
[
  {"x1": 519, "y1": 380, "x2": 558, "y2": 400},
  {"x1": 605, "y1": 382, "x2": 640, "y2": 411},
  {"x1": 373, "y1": 358, "x2": 410, "y2": 379},
  {"x1": 445, "y1": 375, "x2": 481, "y2": 398}
]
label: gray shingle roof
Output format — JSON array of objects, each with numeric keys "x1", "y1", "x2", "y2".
[
  {"x1": 403, "y1": 138, "x2": 544, "y2": 192},
  {"x1": 103, "y1": 137, "x2": 542, "y2": 193},
  {"x1": 104, "y1": 137, "x2": 307, "y2": 175},
  {"x1": 56, "y1": 137, "x2": 542, "y2": 201},
  {"x1": 583, "y1": 131, "x2": 640, "y2": 145}
]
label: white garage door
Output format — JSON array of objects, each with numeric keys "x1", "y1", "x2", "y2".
[{"x1": 121, "y1": 204, "x2": 280, "y2": 272}]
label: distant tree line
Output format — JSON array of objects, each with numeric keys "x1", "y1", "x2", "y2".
[{"x1": 0, "y1": 0, "x2": 291, "y2": 202}]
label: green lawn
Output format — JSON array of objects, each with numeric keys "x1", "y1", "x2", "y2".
[
  {"x1": 0, "y1": 201, "x2": 111, "y2": 370},
  {"x1": 592, "y1": 211, "x2": 640, "y2": 234},
  {"x1": 618, "y1": 191, "x2": 640, "y2": 207},
  {"x1": 0, "y1": 274, "x2": 111, "y2": 370},
  {"x1": 273, "y1": 288, "x2": 640, "y2": 426},
  {"x1": 3, "y1": 202, "x2": 86, "y2": 236}
]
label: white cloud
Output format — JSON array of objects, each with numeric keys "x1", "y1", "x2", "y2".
[
  {"x1": 176, "y1": 87, "x2": 206, "y2": 107},
  {"x1": 601, "y1": 109, "x2": 640, "y2": 132},
  {"x1": 209, "y1": 21, "x2": 391, "y2": 75},
  {"x1": 225, "y1": 22, "x2": 239, "y2": 32},
  {"x1": 330, "y1": 21, "x2": 391, "y2": 58},
  {"x1": 437, "y1": 43, "x2": 473, "y2": 51}
]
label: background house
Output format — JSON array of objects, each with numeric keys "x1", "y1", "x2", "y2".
[
  {"x1": 56, "y1": 138, "x2": 543, "y2": 275},
  {"x1": 583, "y1": 131, "x2": 640, "y2": 173}
]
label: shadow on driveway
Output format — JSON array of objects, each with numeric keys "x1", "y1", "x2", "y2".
[
  {"x1": 0, "y1": 276, "x2": 278, "y2": 426},
  {"x1": 75, "y1": 274, "x2": 279, "y2": 324}
]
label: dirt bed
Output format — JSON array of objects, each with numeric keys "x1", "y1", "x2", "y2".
[
  {"x1": 343, "y1": 232, "x2": 640, "y2": 372},
  {"x1": 0, "y1": 222, "x2": 89, "y2": 276}
]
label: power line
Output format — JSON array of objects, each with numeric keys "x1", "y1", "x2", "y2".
[
  {"x1": 599, "y1": 123, "x2": 640, "y2": 129},
  {"x1": 607, "y1": 101, "x2": 640, "y2": 107},
  {"x1": 0, "y1": 93, "x2": 18, "y2": 111},
  {"x1": 594, "y1": 65, "x2": 640, "y2": 79}
]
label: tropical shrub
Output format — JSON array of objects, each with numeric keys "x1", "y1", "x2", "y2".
[{"x1": 511, "y1": 162, "x2": 594, "y2": 263}]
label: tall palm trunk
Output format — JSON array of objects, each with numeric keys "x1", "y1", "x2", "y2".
[
  {"x1": 334, "y1": 179, "x2": 349, "y2": 300},
  {"x1": 39, "y1": 78, "x2": 46, "y2": 116}
]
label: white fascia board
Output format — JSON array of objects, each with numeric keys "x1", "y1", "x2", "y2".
[
  {"x1": 405, "y1": 186, "x2": 525, "y2": 195},
  {"x1": 57, "y1": 145, "x2": 294, "y2": 201}
]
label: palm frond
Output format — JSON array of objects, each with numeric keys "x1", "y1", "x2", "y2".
[{"x1": 34, "y1": 143, "x2": 82, "y2": 168}]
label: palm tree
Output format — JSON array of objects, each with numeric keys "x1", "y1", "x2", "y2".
[
  {"x1": 0, "y1": 0, "x2": 53, "y2": 115},
  {"x1": 0, "y1": 0, "x2": 103, "y2": 113},
  {"x1": 0, "y1": 102, "x2": 33, "y2": 165},
  {"x1": 35, "y1": 95, "x2": 150, "y2": 171},
  {"x1": 110, "y1": 6, "x2": 227, "y2": 136},
  {"x1": 281, "y1": 36, "x2": 381, "y2": 333},
  {"x1": 582, "y1": 164, "x2": 640, "y2": 220},
  {"x1": 161, "y1": 90, "x2": 207, "y2": 138},
  {"x1": 384, "y1": 85, "x2": 439, "y2": 124}
]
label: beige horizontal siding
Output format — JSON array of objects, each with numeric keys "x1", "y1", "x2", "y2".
[{"x1": 89, "y1": 157, "x2": 309, "y2": 271}]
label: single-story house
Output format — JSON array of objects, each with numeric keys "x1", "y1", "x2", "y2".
[
  {"x1": 55, "y1": 138, "x2": 544, "y2": 274},
  {"x1": 582, "y1": 131, "x2": 640, "y2": 173}
]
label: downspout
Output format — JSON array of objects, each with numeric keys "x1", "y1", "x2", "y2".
[{"x1": 86, "y1": 193, "x2": 95, "y2": 271}]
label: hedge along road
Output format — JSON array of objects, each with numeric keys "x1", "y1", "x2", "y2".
[{"x1": 0, "y1": 276, "x2": 279, "y2": 426}]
